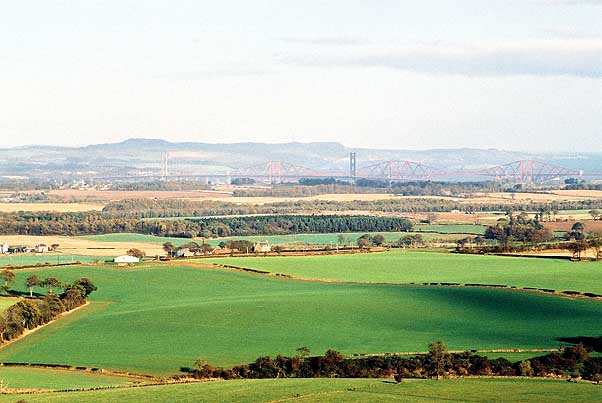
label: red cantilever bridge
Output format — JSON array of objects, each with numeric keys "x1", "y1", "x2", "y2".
[{"x1": 228, "y1": 159, "x2": 586, "y2": 184}]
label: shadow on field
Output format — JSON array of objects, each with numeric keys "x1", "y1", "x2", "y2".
[
  {"x1": 557, "y1": 336, "x2": 602, "y2": 352},
  {"x1": 7, "y1": 290, "x2": 45, "y2": 298}
]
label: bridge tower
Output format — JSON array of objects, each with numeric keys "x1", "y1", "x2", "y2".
[{"x1": 349, "y1": 152, "x2": 357, "y2": 183}]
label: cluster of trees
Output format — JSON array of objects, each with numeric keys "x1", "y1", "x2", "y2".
[
  {"x1": 357, "y1": 234, "x2": 386, "y2": 248},
  {"x1": 477, "y1": 218, "x2": 602, "y2": 260},
  {"x1": 0, "y1": 276, "x2": 96, "y2": 342},
  {"x1": 484, "y1": 212, "x2": 553, "y2": 248},
  {"x1": 108, "y1": 180, "x2": 211, "y2": 191},
  {"x1": 232, "y1": 180, "x2": 509, "y2": 197},
  {"x1": 398, "y1": 234, "x2": 425, "y2": 248},
  {"x1": 187, "y1": 342, "x2": 602, "y2": 382},
  {"x1": 162, "y1": 241, "x2": 214, "y2": 257},
  {"x1": 561, "y1": 223, "x2": 602, "y2": 260},
  {"x1": 565, "y1": 183, "x2": 602, "y2": 191}
]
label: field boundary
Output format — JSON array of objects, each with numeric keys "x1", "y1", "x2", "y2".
[{"x1": 188, "y1": 261, "x2": 602, "y2": 302}]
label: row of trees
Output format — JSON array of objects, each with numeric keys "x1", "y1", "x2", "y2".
[
  {"x1": 0, "y1": 212, "x2": 412, "y2": 239},
  {"x1": 0, "y1": 277, "x2": 96, "y2": 342},
  {"x1": 187, "y1": 342, "x2": 602, "y2": 382},
  {"x1": 232, "y1": 180, "x2": 509, "y2": 197},
  {"x1": 1, "y1": 271, "x2": 95, "y2": 297},
  {"x1": 100, "y1": 197, "x2": 602, "y2": 220}
]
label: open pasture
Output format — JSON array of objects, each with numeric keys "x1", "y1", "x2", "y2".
[
  {"x1": 0, "y1": 378, "x2": 599, "y2": 403},
  {"x1": 0, "y1": 253, "x2": 108, "y2": 267},
  {"x1": 0, "y1": 297, "x2": 20, "y2": 312},
  {"x1": 0, "y1": 366, "x2": 137, "y2": 390},
  {"x1": 206, "y1": 251, "x2": 602, "y2": 295},
  {"x1": 0, "y1": 263, "x2": 601, "y2": 375}
]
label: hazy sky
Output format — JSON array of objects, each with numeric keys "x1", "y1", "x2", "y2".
[{"x1": 1, "y1": 0, "x2": 601, "y2": 151}]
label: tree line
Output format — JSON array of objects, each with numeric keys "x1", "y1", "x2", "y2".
[
  {"x1": 186, "y1": 341, "x2": 602, "y2": 382},
  {"x1": 0, "y1": 275, "x2": 96, "y2": 342},
  {"x1": 0, "y1": 212, "x2": 412, "y2": 239},
  {"x1": 100, "y1": 197, "x2": 602, "y2": 219}
]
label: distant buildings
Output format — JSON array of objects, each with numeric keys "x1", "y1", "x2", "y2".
[
  {"x1": 253, "y1": 241, "x2": 271, "y2": 253},
  {"x1": 176, "y1": 248, "x2": 195, "y2": 258},
  {"x1": 0, "y1": 243, "x2": 8, "y2": 254},
  {"x1": 114, "y1": 255, "x2": 140, "y2": 264},
  {"x1": 34, "y1": 244, "x2": 49, "y2": 253}
]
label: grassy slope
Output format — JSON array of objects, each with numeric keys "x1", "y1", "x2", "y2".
[
  {"x1": 0, "y1": 367, "x2": 135, "y2": 390},
  {"x1": 206, "y1": 252, "x2": 602, "y2": 294},
  {"x1": 0, "y1": 378, "x2": 600, "y2": 403},
  {"x1": 0, "y1": 264, "x2": 601, "y2": 374}
]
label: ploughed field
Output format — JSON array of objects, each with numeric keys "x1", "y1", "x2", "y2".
[
  {"x1": 0, "y1": 378, "x2": 600, "y2": 403},
  {"x1": 1, "y1": 262, "x2": 601, "y2": 375},
  {"x1": 206, "y1": 252, "x2": 602, "y2": 295}
]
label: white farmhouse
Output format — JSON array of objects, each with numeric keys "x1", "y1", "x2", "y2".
[
  {"x1": 253, "y1": 241, "x2": 271, "y2": 253},
  {"x1": 114, "y1": 255, "x2": 140, "y2": 264},
  {"x1": 34, "y1": 244, "x2": 49, "y2": 253},
  {"x1": 176, "y1": 248, "x2": 195, "y2": 258}
]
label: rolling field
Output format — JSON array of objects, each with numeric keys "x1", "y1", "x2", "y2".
[
  {"x1": 0, "y1": 366, "x2": 137, "y2": 390},
  {"x1": 0, "y1": 378, "x2": 599, "y2": 403},
  {"x1": 206, "y1": 252, "x2": 602, "y2": 294},
  {"x1": 0, "y1": 264, "x2": 601, "y2": 375}
]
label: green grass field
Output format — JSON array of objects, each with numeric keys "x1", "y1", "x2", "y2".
[
  {"x1": 413, "y1": 223, "x2": 486, "y2": 235},
  {"x1": 0, "y1": 378, "x2": 599, "y2": 403},
  {"x1": 80, "y1": 230, "x2": 473, "y2": 248},
  {"x1": 0, "y1": 366, "x2": 137, "y2": 390},
  {"x1": 0, "y1": 264, "x2": 601, "y2": 375},
  {"x1": 206, "y1": 251, "x2": 602, "y2": 294},
  {"x1": 0, "y1": 254, "x2": 107, "y2": 267},
  {"x1": 0, "y1": 297, "x2": 19, "y2": 312}
]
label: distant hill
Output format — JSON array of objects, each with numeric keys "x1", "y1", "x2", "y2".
[{"x1": 0, "y1": 138, "x2": 600, "y2": 180}]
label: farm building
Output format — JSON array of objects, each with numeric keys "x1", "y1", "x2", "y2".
[
  {"x1": 176, "y1": 248, "x2": 195, "y2": 258},
  {"x1": 34, "y1": 244, "x2": 49, "y2": 253},
  {"x1": 0, "y1": 243, "x2": 8, "y2": 254},
  {"x1": 253, "y1": 241, "x2": 271, "y2": 253},
  {"x1": 114, "y1": 255, "x2": 140, "y2": 264}
]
